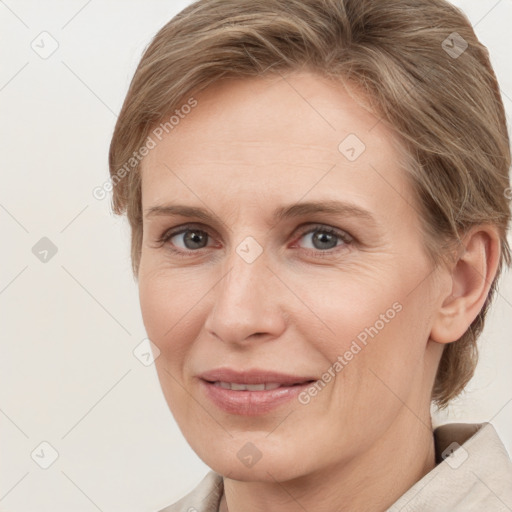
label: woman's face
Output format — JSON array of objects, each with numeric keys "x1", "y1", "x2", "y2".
[{"x1": 138, "y1": 71, "x2": 446, "y2": 481}]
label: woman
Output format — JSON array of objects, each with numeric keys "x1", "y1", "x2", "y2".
[{"x1": 108, "y1": 0, "x2": 512, "y2": 510}]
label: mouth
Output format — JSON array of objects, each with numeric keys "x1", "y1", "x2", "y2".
[
  {"x1": 198, "y1": 369, "x2": 317, "y2": 415},
  {"x1": 207, "y1": 381, "x2": 313, "y2": 391}
]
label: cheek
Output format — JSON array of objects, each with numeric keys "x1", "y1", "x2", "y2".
[
  {"x1": 138, "y1": 274, "x2": 201, "y2": 420},
  {"x1": 325, "y1": 287, "x2": 432, "y2": 428},
  {"x1": 297, "y1": 269, "x2": 405, "y2": 351},
  {"x1": 138, "y1": 266, "x2": 219, "y2": 384},
  {"x1": 304, "y1": 264, "x2": 432, "y2": 396},
  {"x1": 138, "y1": 272, "x2": 194, "y2": 360},
  {"x1": 138, "y1": 275, "x2": 168, "y2": 343}
]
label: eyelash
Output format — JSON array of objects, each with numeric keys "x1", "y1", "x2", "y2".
[{"x1": 155, "y1": 223, "x2": 354, "y2": 259}]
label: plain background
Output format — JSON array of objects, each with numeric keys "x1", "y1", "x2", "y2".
[{"x1": 0, "y1": 0, "x2": 511, "y2": 510}]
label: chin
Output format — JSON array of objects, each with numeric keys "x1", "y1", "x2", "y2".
[
  {"x1": 191, "y1": 435, "x2": 314, "y2": 483},
  {"x1": 208, "y1": 458, "x2": 305, "y2": 483}
]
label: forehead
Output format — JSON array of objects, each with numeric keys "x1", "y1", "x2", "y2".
[{"x1": 140, "y1": 72, "x2": 413, "y2": 216}]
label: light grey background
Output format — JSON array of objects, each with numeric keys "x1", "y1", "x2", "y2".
[{"x1": 0, "y1": 1, "x2": 511, "y2": 510}]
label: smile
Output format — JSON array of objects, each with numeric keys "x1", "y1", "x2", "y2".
[{"x1": 198, "y1": 369, "x2": 316, "y2": 415}]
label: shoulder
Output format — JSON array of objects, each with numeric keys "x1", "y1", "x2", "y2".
[
  {"x1": 388, "y1": 422, "x2": 512, "y2": 511},
  {"x1": 157, "y1": 471, "x2": 224, "y2": 512}
]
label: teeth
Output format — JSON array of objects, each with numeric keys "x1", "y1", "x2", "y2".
[
  {"x1": 231, "y1": 382, "x2": 251, "y2": 390},
  {"x1": 213, "y1": 381, "x2": 283, "y2": 391}
]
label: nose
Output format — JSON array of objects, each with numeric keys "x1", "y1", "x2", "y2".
[{"x1": 203, "y1": 246, "x2": 287, "y2": 345}]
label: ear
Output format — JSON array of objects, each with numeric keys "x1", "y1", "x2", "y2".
[{"x1": 430, "y1": 225, "x2": 501, "y2": 344}]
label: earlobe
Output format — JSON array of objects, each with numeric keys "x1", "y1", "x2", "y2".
[{"x1": 430, "y1": 225, "x2": 501, "y2": 345}]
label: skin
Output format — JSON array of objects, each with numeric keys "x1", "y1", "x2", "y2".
[{"x1": 137, "y1": 71, "x2": 500, "y2": 512}]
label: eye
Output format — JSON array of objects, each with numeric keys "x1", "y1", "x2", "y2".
[
  {"x1": 156, "y1": 223, "x2": 354, "y2": 257},
  {"x1": 156, "y1": 224, "x2": 215, "y2": 256},
  {"x1": 294, "y1": 224, "x2": 353, "y2": 253}
]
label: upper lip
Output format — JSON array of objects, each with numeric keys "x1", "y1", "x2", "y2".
[{"x1": 199, "y1": 368, "x2": 316, "y2": 385}]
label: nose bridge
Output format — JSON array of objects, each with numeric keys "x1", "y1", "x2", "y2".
[{"x1": 204, "y1": 240, "x2": 285, "y2": 343}]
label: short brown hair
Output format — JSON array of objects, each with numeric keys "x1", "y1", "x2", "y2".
[{"x1": 108, "y1": 0, "x2": 511, "y2": 407}]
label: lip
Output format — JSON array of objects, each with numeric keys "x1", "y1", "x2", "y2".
[{"x1": 198, "y1": 368, "x2": 316, "y2": 416}]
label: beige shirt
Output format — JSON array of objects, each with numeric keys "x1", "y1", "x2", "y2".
[{"x1": 160, "y1": 423, "x2": 512, "y2": 511}]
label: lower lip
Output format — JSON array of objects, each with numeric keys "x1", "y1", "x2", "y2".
[{"x1": 200, "y1": 379, "x2": 313, "y2": 416}]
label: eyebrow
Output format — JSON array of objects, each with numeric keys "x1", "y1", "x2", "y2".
[{"x1": 144, "y1": 200, "x2": 379, "y2": 228}]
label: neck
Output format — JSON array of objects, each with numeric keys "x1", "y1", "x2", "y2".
[{"x1": 219, "y1": 410, "x2": 436, "y2": 512}]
